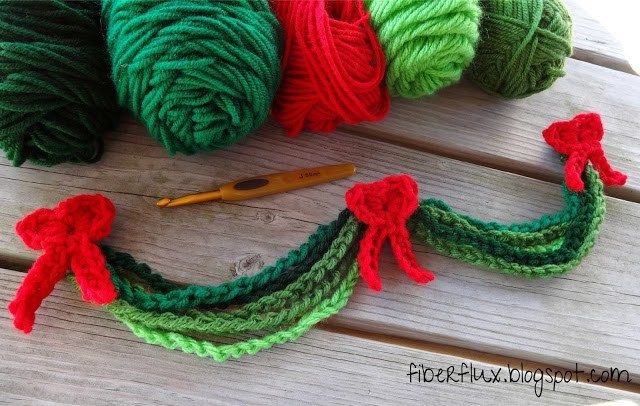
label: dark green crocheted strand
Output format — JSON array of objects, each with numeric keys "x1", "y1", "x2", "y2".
[
  {"x1": 104, "y1": 209, "x2": 353, "y2": 312},
  {"x1": 102, "y1": 216, "x2": 361, "y2": 362},
  {"x1": 411, "y1": 167, "x2": 604, "y2": 276},
  {"x1": 100, "y1": 164, "x2": 606, "y2": 362}
]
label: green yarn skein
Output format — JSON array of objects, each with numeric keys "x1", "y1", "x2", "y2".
[
  {"x1": 364, "y1": 0, "x2": 481, "y2": 98},
  {"x1": 102, "y1": 0, "x2": 282, "y2": 156},
  {"x1": 0, "y1": 0, "x2": 118, "y2": 166},
  {"x1": 467, "y1": 0, "x2": 573, "y2": 99}
]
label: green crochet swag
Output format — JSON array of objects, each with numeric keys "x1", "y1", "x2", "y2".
[
  {"x1": 11, "y1": 113, "x2": 626, "y2": 363},
  {"x1": 99, "y1": 165, "x2": 605, "y2": 361}
]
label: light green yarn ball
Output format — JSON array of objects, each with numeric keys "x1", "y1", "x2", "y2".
[
  {"x1": 364, "y1": 0, "x2": 481, "y2": 98},
  {"x1": 467, "y1": 0, "x2": 573, "y2": 99}
]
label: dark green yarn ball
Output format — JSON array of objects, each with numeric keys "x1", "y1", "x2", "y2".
[
  {"x1": 466, "y1": 0, "x2": 573, "y2": 99},
  {"x1": 0, "y1": 0, "x2": 118, "y2": 166},
  {"x1": 102, "y1": 0, "x2": 283, "y2": 156}
]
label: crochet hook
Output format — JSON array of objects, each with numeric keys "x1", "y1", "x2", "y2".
[{"x1": 156, "y1": 163, "x2": 356, "y2": 208}]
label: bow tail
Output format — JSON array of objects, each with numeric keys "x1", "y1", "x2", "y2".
[
  {"x1": 590, "y1": 148, "x2": 628, "y2": 187},
  {"x1": 564, "y1": 153, "x2": 589, "y2": 192},
  {"x1": 8, "y1": 250, "x2": 68, "y2": 334},
  {"x1": 70, "y1": 242, "x2": 117, "y2": 304},
  {"x1": 389, "y1": 226, "x2": 435, "y2": 285},
  {"x1": 357, "y1": 226, "x2": 387, "y2": 291}
]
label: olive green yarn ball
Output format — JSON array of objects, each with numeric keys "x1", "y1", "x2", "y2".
[
  {"x1": 467, "y1": 0, "x2": 573, "y2": 99},
  {"x1": 0, "y1": 0, "x2": 118, "y2": 166},
  {"x1": 364, "y1": 0, "x2": 481, "y2": 99},
  {"x1": 102, "y1": 0, "x2": 282, "y2": 156}
]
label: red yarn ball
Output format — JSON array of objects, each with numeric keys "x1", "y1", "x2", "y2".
[{"x1": 270, "y1": 0, "x2": 390, "y2": 136}]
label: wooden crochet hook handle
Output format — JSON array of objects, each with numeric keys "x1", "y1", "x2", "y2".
[{"x1": 157, "y1": 163, "x2": 356, "y2": 208}]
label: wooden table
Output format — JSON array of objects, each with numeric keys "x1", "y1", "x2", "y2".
[{"x1": 1, "y1": 2, "x2": 639, "y2": 404}]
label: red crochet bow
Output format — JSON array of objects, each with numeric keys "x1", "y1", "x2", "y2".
[
  {"x1": 8, "y1": 194, "x2": 117, "y2": 333},
  {"x1": 346, "y1": 175, "x2": 434, "y2": 291},
  {"x1": 543, "y1": 113, "x2": 627, "y2": 192}
]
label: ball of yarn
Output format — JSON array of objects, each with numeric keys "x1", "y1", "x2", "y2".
[
  {"x1": 0, "y1": 0, "x2": 118, "y2": 166},
  {"x1": 364, "y1": 0, "x2": 481, "y2": 99},
  {"x1": 270, "y1": 0, "x2": 390, "y2": 137},
  {"x1": 467, "y1": 0, "x2": 573, "y2": 99},
  {"x1": 102, "y1": 0, "x2": 282, "y2": 155}
]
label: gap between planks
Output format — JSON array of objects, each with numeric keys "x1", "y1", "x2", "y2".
[
  {"x1": 338, "y1": 57, "x2": 640, "y2": 204},
  {"x1": 1, "y1": 126, "x2": 630, "y2": 384},
  {"x1": 571, "y1": 49, "x2": 638, "y2": 77},
  {"x1": 1, "y1": 2, "x2": 638, "y2": 400},
  {"x1": 318, "y1": 324, "x2": 640, "y2": 395},
  {"x1": 341, "y1": 122, "x2": 639, "y2": 204},
  {"x1": 2, "y1": 265, "x2": 636, "y2": 406},
  {"x1": 111, "y1": 44, "x2": 640, "y2": 205},
  {"x1": 565, "y1": 0, "x2": 639, "y2": 75}
]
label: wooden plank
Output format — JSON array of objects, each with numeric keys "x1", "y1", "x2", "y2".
[
  {"x1": 1, "y1": 268, "x2": 637, "y2": 405},
  {"x1": 566, "y1": 0, "x2": 638, "y2": 74},
  {"x1": 350, "y1": 58, "x2": 640, "y2": 202},
  {"x1": 0, "y1": 124, "x2": 638, "y2": 383}
]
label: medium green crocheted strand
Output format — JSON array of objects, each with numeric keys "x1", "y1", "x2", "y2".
[
  {"x1": 110, "y1": 262, "x2": 359, "y2": 362},
  {"x1": 106, "y1": 217, "x2": 359, "y2": 336},
  {"x1": 101, "y1": 216, "x2": 360, "y2": 361},
  {"x1": 97, "y1": 162, "x2": 606, "y2": 362},
  {"x1": 411, "y1": 167, "x2": 604, "y2": 275},
  {"x1": 104, "y1": 210, "x2": 352, "y2": 312}
]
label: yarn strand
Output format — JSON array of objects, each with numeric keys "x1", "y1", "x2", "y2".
[
  {"x1": 8, "y1": 114, "x2": 622, "y2": 362},
  {"x1": 0, "y1": 0, "x2": 118, "y2": 166},
  {"x1": 270, "y1": 0, "x2": 389, "y2": 136},
  {"x1": 109, "y1": 262, "x2": 359, "y2": 363},
  {"x1": 102, "y1": 0, "x2": 282, "y2": 154}
]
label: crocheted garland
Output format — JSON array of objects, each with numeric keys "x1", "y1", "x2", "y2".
[{"x1": 8, "y1": 113, "x2": 626, "y2": 362}]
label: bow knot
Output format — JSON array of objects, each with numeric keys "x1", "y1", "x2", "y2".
[
  {"x1": 543, "y1": 113, "x2": 627, "y2": 192},
  {"x1": 346, "y1": 175, "x2": 434, "y2": 291},
  {"x1": 9, "y1": 194, "x2": 117, "y2": 333}
]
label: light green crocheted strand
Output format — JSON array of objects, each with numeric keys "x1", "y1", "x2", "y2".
[
  {"x1": 93, "y1": 160, "x2": 607, "y2": 364},
  {"x1": 106, "y1": 217, "x2": 359, "y2": 336},
  {"x1": 111, "y1": 262, "x2": 359, "y2": 362},
  {"x1": 412, "y1": 167, "x2": 605, "y2": 276}
]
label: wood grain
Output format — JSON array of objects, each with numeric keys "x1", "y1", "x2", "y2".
[
  {"x1": 349, "y1": 58, "x2": 640, "y2": 202},
  {"x1": 1, "y1": 5, "x2": 639, "y2": 401},
  {"x1": 566, "y1": 0, "x2": 638, "y2": 74},
  {"x1": 1, "y1": 268, "x2": 637, "y2": 405},
  {"x1": 0, "y1": 124, "x2": 638, "y2": 383}
]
